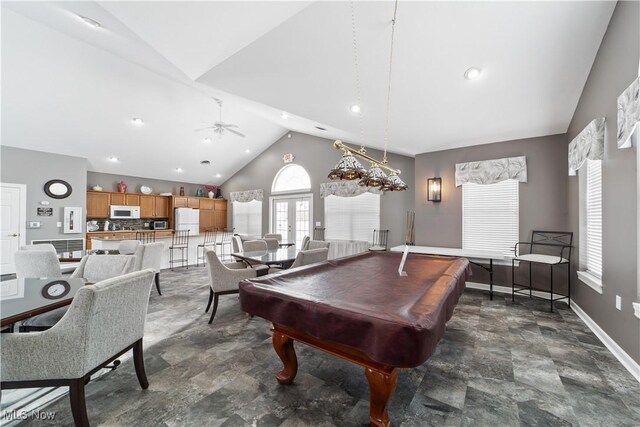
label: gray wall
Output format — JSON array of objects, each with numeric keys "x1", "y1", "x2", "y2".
[
  {"x1": 1, "y1": 146, "x2": 87, "y2": 243},
  {"x1": 414, "y1": 134, "x2": 569, "y2": 289},
  {"x1": 566, "y1": 1, "x2": 640, "y2": 363},
  {"x1": 221, "y1": 132, "x2": 415, "y2": 247},
  {"x1": 88, "y1": 171, "x2": 205, "y2": 196}
]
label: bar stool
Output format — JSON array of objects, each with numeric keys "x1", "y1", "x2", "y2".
[
  {"x1": 370, "y1": 229, "x2": 389, "y2": 251},
  {"x1": 215, "y1": 229, "x2": 232, "y2": 262},
  {"x1": 136, "y1": 230, "x2": 156, "y2": 244},
  {"x1": 197, "y1": 230, "x2": 217, "y2": 266},
  {"x1": 169, "y1": 230, "x2": 190, "y2": 270},
  {"x1": 313, "y1": 227, "x2": 325, "y2": 241}
]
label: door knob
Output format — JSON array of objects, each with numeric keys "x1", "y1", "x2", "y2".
[{"x1": 8, "y1": 233, "x2": 18, "y2": 237}]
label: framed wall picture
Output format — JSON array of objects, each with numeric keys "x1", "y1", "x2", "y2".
[
  {"x1": 63, "y1": 207, "x2": 83, "y2": 234},
  {"x1": 37, "y1": 207, "x2": 53, "y2": 216}
]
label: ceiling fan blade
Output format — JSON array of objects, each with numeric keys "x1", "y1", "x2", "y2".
[
  {"x1": 220, "y1": 123, "x2": 238, "y2": 128},
  {"x1": 194, "y1": 126, "x2": 216, "y2": 132},
  {"x1": 226, "y1": 128, "x2": 245, "y2": 138}
]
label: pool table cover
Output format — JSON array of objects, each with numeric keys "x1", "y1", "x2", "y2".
[{"x1": 239, "y1": 251, "x2": 469, "y2": 368}]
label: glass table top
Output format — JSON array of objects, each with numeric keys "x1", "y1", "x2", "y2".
[
  {"x1": 232, "y1": 246, "x2": 300, "y2": 264},
  {"x1": 1, "y1": 278, "x2": 88, "y2": 324},
  {"x1": 57, "y1": 249, "x2": 120, "y2": 261}
]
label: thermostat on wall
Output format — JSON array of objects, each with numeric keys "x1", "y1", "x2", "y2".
[{"x1": 27, "y1": 221, "x2": 42, "y2": 229}]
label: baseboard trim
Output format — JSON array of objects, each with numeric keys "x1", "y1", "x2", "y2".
[
  {"x1": 465, "y1": 281, "x2": 567, "y2": 301},
  {"x1": 570, "y1": 300, "x2": 640, "y2": 383}
]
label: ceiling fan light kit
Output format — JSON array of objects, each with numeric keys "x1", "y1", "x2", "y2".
[
  {"x1": 327, "y1": 0, "x2": 407, "y2": 192},
  {"x1": 195, "y1": 98, "x2": 246, "y2": 139}
]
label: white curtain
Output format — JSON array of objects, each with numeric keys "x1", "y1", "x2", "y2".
[
  {"x1": 568, "y1": 118, "x2": 605, "y2": 176},
  {"x1": 320, "y1": 181, "x2": 380, "y2": 198},
  {"x1": 229, "y1": 189, "x2": 263, "y2": 203},
  {"x1": 617, "y1": 76, "x2": 639, "y2": 149},
  {"x1": 455, "y1": 156, "x2": 527, "y2": 187}
]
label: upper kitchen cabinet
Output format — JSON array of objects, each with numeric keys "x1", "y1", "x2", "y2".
[
  {"x1": 199, "y1": 199, "x2": 215, "y2": 210},
  {"x1": 110, "y1": 193, "x2": 125, "y2": 205},
  {"x1": 87, "y1": 192, "x2": 110, "y2": 218},
  {"x1": 140, "y1": 195, "x2": 155, "y2": 218},
  {"x1": 126, "y1": 194, "x2": 140, "y2": 206},
  {"x1": 155, "y1": 196, "x2": 169, "y2": 218}
]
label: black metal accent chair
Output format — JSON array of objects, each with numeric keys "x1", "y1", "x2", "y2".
[
  {"x1": 512, "y1": 231, "x2": 573, "y2": 312},
  {"x1": 370, "y1": 229, "x2": 390, "y2": 251},
  {"x1": 313, "y1": 227, "x2": 326, "y2": 241},
  {"x1": 169, "y1": 230, "x2": 190, "y2": 270},
  {"x1": 136, "y1": 230, "x2": 156, "y2": 244},
  {"x1": 197, "y1": 230, "x2": 217, "y2": 266}
]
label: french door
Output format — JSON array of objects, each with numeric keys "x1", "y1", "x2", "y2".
[
  {"x1": 0, "y1": 183, "x2": 26, "y2": 274},
  {"x1": 270, "y1": 194, "x2": 312, "y2": 248}
]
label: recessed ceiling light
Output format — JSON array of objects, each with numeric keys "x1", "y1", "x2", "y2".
[
  {"x1": 245, "y1": 149, "x2": 251, "y2": 154},
  {"x1": 216, "y1": 173, "x2": 222, "y2": 178},
  {"x1": 200, "y1": 160, "x2": 211, "y2": 165},
  {"x1": 132, "y1": 117, "x2": 144, "y2": 125},
  {"x1": 175, "y1": 167, "x2": 183, "y2": 172},
  {"x1": 350, "y1": 104, "x2": 361, "y2": 113},
  {"x1": 203, "y1": 137, "x2": 212, "y2": 143},
  {"x1": 464, "y1": 67, "x2": 482, "y2": 80},
  {"x1": 315, "y1": 126, "x2": 327, "y2": 131},
  {"x1": 281, "y1": 113, "x2": 289, "y2": 120},
  {"x1": 108, "y1": 156, "x2": 119, "y2": 162},
  {"x1": 287, "y1": 133, "x2": 292, "y2": 139},
  {"x1": 78, "y1": 15, "x2": 102, "y2": 29}
]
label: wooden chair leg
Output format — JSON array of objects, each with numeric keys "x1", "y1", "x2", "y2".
[
  {"x1": 69, "y1": 378, "x2": 90, "y2": 427},
  {"x1": 208, "y1": 293, "x2": 219, "y2": 324},
  {"x1": 205, "y1": 288, "x2": 214, "y2": 313},
  {"x1": 133, "y1": 339, "x2": 149, "y2": 390},
  {"x1": 154, "y1": 273, "x2": 162, "y2": 296}
]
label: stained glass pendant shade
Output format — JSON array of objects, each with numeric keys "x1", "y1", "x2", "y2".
[
  {"x1": 328, "y1": 151, "x2": 367, "y2": 180},
  {"x1": 382, "y1": 172, "x2": 408, "y2": 191},
  {"x1": 359, "y1": 163, "x2": 389, "y2": 187}
]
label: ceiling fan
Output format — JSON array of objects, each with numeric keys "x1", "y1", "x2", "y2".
[{"x1": 195, "y1": 98, "x2": 245, "y2": 138}]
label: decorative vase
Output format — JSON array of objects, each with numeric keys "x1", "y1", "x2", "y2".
[
  {"x1": 196, "y1": 188, "x2": 204, "y2": 197},
  {"x1": 208, "y1": 191, "x2": 214, "y2": 199},
  {"x1": 117, "y1": 181, "x2": 127, "y2": 193},
  {"x1": 179, "y1": 186, "x2": 185, "y2": 196}
]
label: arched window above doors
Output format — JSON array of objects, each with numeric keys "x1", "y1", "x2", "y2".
[{"x1": 272, "y1": 164, "x2": 311, "y2": 194}]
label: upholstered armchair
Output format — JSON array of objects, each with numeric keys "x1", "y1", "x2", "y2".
[
  {"x1": 118, "y1": 240, "x2": 141, "y2": 255},
  {"x1": 204, "y1": 249, "x2": 257, "y2": 324},
  {"x1": 133, "y1": 243, "x2": 164, "y2": 295},
  {"x1": 70, "y1": 255, "x2": 136, "y2": 283},
  {"x1": 264, "y1": 238, "x2": 279, "y2": 250},
  {"x1": 243, "y1": 240, "x2": 268, "y2": 251},
  {"x1": 19, "y1": 243, "x2": 57, "y2": 253},
  {"x1": 15, "y1": 251, "x2": 62, "y2": 278},
  {"x1": 232, "y1": 235, "x2": 243, "y2": 253},
  {"x1": 1, "y1": 269, "x2": 155, "y2": 427},
  {"x1": 301, "y1": 235, "x2": 310, "y2": 250},
  {"x1": 307, "y1": 240, "x2": 330, "y2": 250},
  {"x1": 264, "y1": 233, "x2": 282, "y2": 241},
  {"x1": 269, "y1": 248, "x2": 329, "y2": 273}
]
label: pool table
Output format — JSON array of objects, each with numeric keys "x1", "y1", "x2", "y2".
[{"x1": 239, "y1": 251, "x2": 469, "y2": 426}]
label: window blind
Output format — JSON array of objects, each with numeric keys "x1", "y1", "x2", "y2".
[
  {"x1": 462, "y1": 180, "x2": 519, "y2": 253},
  {"x1": 585, "y1": 159, "x2": 602, "y2": 278},
  {"x1": 233, "y1": 200, "x2": 262, "y2": 237},
  {"x1": 324, "y1": 193, "x2": 380, "y2": 243}
]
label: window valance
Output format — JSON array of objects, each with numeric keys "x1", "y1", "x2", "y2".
[
  {"x1": 229, "y1": 189, "x2": 263, "y2": 203},
  {"x1": 455, "y1": 156, "x2": 527, "y2": 187},
  {"x1": 320, "y1": 181, "x2": 381, "y2": 198},
  {"x1": 568, "y1": 117, "x2": 605, "y2": 176},
  {"x1": 617, "y1": 76, "x2": 639, "y2": 149}
]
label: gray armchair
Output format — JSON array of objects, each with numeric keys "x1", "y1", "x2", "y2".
[
  {"x1": 204, "y1": 249, "x2": 257, "y2": 324},
  {"x1": 133, "y1": 243, "x2": 164, "y2": 295},
  {"x1": 307, "y1": 240, "x2": 330, "y2": 250},
  {"x1": 71, "y1": 255, "x2": 136, "y2": 283},
  {"x1": 269, "y1": 248, "x2": 329, "y2": 273},
  {"x1": 15, "y1": 251, "x2": 62, "y2": 278},
  {"x1": 118, "y1": 240, "x2": 141, "y2": 255},
  {"x1": 243, "y1": 240, "x2": 268, "y2": 251},
  {"x1": 264, "y1": 238, "x2": 279, "y2": 250},
  {"x1": 264, "y1": 233, "x2": 282, "y2": 241},
  {"x1": 301, "y1": 235, "x2": 310, "y2": 250},
  {"x1": 19, "y1": 243, "x2": 57, "y2": 253},
  {"x1": 1, "y1": 269, "x2": 155, "y2": 427},
  {"x1": 231, "y1": 235, "x2": 243, "y2": 253}
]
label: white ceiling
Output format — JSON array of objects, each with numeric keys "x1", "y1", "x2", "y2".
[{"x1": 1, "y1": 1, "x2": 615, "y2": 184}]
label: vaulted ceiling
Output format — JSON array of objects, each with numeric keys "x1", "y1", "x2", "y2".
[{"x1": 1, "y1": 1, "x2": 615, "y2": 184}]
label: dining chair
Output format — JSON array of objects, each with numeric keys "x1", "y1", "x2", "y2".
[
  {"x1": 19, "y1": 243, "x2": 57, "y2": 253},
  {"x1": 15, "y1": 251, "x2": 62, "y2": 279},
  {"x1": 1, "y1": 269, "x2": 155, "y2": 427},
  {"x1": 243, "y1": 240, "x2": 268, "y2": 252},
  {"x1": 133, "y1": 243, "x2": 164, "y2": 295},
  {"x1": 118, "y1": 240, "x2": 141, "y2": 255},
  {"x1": 264, "y1": 233, "x2": 282, "y2": 242},
  {"x1": 263, "y1": 238, "x2": 279, "y2": 250},
  {"x1": 370, "y1": 229, "x2": 390, "y2": 252},
  {"x1": 269, "y1": 248, "x2": 329, "y2": 273},
  {"x1": 301, "y1": 235, "x2": 310, "y2": 250},
  {"x1": 169, "y1": 230, "x2": 190, "y2": 270},
  {"x1": 231, "y1": 235, "x2": 243, "y2": 253},
  {"x1": 136, "y1": 231, "x2": 156, "y2": 244},
  {"x1": 307, "y1": 240, "x2": 330, "y2": 250},
  {"x1": 313, "y1": 227, "x2": 326, "y2": 241},
  {"x1": 197, "y1": 230, "x2": 217, "y2": 267},
  {"x1": 204, "y1": 249, "x2": 257, "y2": 324}
]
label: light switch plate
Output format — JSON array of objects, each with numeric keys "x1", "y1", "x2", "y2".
[
  {"x1": 615, "y1": 295, "x2": 622, "y2": 311},
  {"x1": 315, "y1": 221, "x2": 321, "y2": 226},
  {"x1": 57, "y1": 222, "x2": 62, "y2": 227}
]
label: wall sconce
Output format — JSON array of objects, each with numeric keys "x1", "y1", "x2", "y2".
[{"x1": 427, "y1": 178, "x2": 442, "y2": 202}]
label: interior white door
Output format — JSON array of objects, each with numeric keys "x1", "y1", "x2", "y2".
[
  {"x1": 0, "y1": 183, "x2": 26, "y2": 275},
  {"x1": 272, "y1": 195, "x2": 311, "y2": 248}
]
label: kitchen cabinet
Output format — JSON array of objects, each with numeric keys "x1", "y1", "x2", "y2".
[
  {"x1": 214, "y1": 199, "x2": 227, "y2": 211},
  {"x1": 200, "y1": 210, "x2": 215, "y2": 232},
  {"x1": 87, "y1": 192, "x2": 110, "y2": 218},
  {"x1": 110, "y1": 193, "x2": 125, "y2": 205},
  {"x1": 126, "y1": 194, "x2": 140, "y2": 206},
  {"x1": 140, "y1": 195, "x2": 155, "y2": 218},
  {"x1": 155, "y1": 196, "x2": 169, "y2": 218},
  {"x1": 214, "y1": 210, "x2": 227, "y2": 230},
  {"x1": 187, "y1": 198, "x2": 199, "y2": 208},
  {"x1": 174, "y1": 197, "x2": 188, "y2": 208},
  {"x1": 199, "y1": 199, "x2": 215, "y2": 210}
]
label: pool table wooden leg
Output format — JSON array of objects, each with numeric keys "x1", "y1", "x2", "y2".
[
  {"x1": 365, "y1": 367, "x2": 397, "y2": 427},
  {"x1": 273, "y1": 331, "x2": 298, "y2": 385}
]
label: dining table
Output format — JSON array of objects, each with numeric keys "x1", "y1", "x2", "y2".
[
  {"x1": 232, "y1": 246, "x2": 300, "y2": 270},
  {"x1": 1, "y1": 277, "x2": 88, "y2": 327}
]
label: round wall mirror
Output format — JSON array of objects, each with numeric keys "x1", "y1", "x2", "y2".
[{"x1": 44, "y1": 179, "x2": 72, "y2": 199}]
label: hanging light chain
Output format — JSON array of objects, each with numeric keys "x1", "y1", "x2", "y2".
[
  {"x1": 350, "y1": 1, "x2": 365, "y2": 151},
  {"x1": 383, "y1": 0, "x2": 399, "y2": 164}
]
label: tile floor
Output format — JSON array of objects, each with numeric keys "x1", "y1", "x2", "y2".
[{"x1": 12, "y1": 266, "x2": 640, "y2": 426}]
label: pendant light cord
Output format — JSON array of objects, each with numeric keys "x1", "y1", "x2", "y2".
[
  {"x1": 350, "y1": 1, "x2": 365, "y2": 151},
  {"x1": 383, "y1": 0, "x2": 399, "y2": 164}
]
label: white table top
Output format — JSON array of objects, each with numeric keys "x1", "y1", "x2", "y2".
[{"x1": 391, "y1": 245, "x2": 512, "y2": 261}]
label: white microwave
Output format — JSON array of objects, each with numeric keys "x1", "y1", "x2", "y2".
[{"x1": 110, "y1": 205, "x2": 140, "y2": 219}]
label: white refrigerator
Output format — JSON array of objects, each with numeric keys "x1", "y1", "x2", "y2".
[{"x1": 175, "y1": 208, "x2": 200, "y2": 236}]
